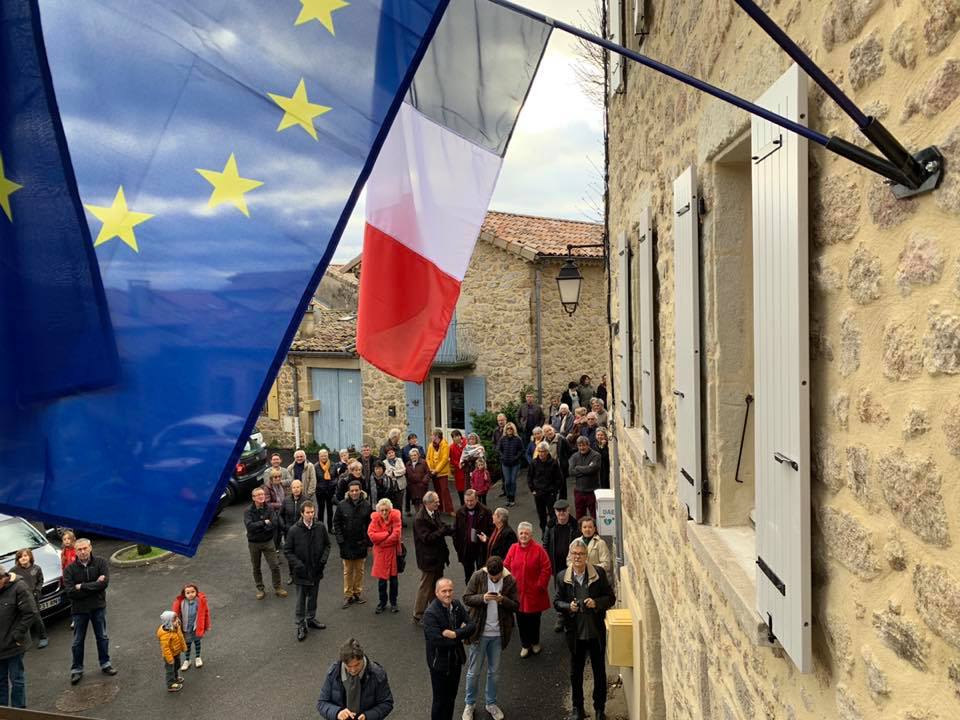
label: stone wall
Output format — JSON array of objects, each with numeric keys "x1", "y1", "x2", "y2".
[
  {"x1": 608, "y1": 1, "x2": 960, "y2": 718},
  {"x1": 257, "y1": 362, "x2": 295, "y2": 447},
  {"x1": 539, "y1": 259, "x2": 609, "y2": 406},
  {"x1": 360, "y1": 359, "x2": 407, "y2": 449}
]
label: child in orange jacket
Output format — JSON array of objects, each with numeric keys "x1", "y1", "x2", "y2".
[{"x1": 157, "y1": 611, "x2": 187, "y2": 693}]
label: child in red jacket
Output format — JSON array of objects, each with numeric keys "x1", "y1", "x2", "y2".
[
  {"x1": 172, "y1": 583, "x2": 210, "y2": 671},
  {"x1": 470, "y1": 458, "x2": 491, "y2": 506}
]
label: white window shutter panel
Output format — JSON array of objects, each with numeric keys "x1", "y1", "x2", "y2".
[
  {"x1": 617, "y1": 231, "x2": 633, "y2": 427},
  {"x1": 638, "y1": 207, "x2": 657, "y2": 464},
  {"x1": 673, "y1": 167, "x2": 701, "y2": 523},
  {"x1": 752, "y1": 64, "x2": 812, "y2": 673},
  {"x1": 607, "y1": 0, "x2": 624, "y2": 95}
]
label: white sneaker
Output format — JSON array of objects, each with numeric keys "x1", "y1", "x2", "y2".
[
  {"x1": 486, "y1": 704, "x2": 504, "y2": 720},
  {"x1": 519, "y1": 647, "x2": 530, "y2": 658},
  {"x1": 179, "y1": 660, "x2": 190, "y2": 672},
  {"x1": 532, "y1": 644, "x2": 542, "y2": 655},
  {"x1": 462, "y1": 705, "x2": 475, "y2": 720},
  {"x1": 194, "y1": 657, "x2": 203, "y2": 668}
]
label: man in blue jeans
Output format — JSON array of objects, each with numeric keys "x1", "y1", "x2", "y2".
[
  {"x1": 63, "y1": 539, "x2": 118, "y2": 684},
  {"x1": 461, "y1": 556, "x2": 519, "y2": 720},
  {"x1": 0, "y1": 565, "x2": 37, "y2": 708}
]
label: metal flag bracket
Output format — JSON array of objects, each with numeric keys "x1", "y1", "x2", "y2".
[{"x1": 486, "y1": 0, "x2": 945, "y2": 200}]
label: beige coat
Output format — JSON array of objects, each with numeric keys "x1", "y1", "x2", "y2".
[{"x1": 287, "y1": 461, "x2": 317, "y2": 499}]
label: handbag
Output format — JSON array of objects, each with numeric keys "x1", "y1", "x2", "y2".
[{"x1": 396, "y1": 541, "x2": 407, "y2": 574}]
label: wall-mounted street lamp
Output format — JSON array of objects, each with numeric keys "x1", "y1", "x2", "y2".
[{"x1": 556, "y1": 243, "x2": 606, "y2": 315}]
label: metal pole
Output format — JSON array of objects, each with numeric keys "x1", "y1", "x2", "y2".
[
  {"x1": 486, "y1": 0, "x2": 927, "y2": 189},
  {"x1": 534, "y1": 264, "x2": 544, "y2": 405}
]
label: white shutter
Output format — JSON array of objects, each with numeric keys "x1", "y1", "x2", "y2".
[
  {"x1": 617, "y1": 231, "x2": 633, "y2": 427},
  {"x1": 607, "y1": 0, "x2": 624, "y2": 95},
  {"x1": 637, "y1": 207, "x2": 657, "y2": 463},
  {"x1": 633, "y1": 0, "x2": 645, "y2": 38},
  {"x1": 673, "y1": 167, "x2": 701, "y2": 523},
  {"x1": 752, "y1": 64, "x2": 812, "y2": 673}
]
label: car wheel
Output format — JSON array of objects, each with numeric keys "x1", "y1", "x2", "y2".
[{"x1": 225, "y1": 485, "x2": 237, "y2": 504}]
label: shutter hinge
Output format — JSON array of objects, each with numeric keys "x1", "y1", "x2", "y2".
[
  {"x1": 672, "y1": 388, "x2": 685, "y2": 399},
  {"x1": 675, "y1": 202, "x2": 690, "y2": 217},
  {"x1": 757, "y1": 556, "x2": 786, "y2": 596},
  {"x1": 773, "y1": 451, "x2": 799, "y2": 471},
  {"x1": 681, "y1": 467, "x2": 695, "y2": 487},
  {"x1": 752, "y1": 134, "x2": 783, "y2": 164},
  {"x1": 766, "y1": 612, "x2": 777, "y2": 645}
]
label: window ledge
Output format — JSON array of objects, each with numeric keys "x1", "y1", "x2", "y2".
[{"x1": 687, "y1": 523, "x2": 776, "y2": 648}]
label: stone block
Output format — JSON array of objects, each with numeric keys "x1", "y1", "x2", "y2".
[
  {"x1": 903, "y1": 406, "x2": 931, "y2": 439},
  {"x1": 890, "y1": 21, "x2": 919, "y2": 68},
  {"x1": 923, "y1": 307, "x2": 960, "y2": 375},
  {"x1": 878, "y1": 448, "x2": 950, "y2": 546},
  {"x1": 950, "y1": 661, "x2": 960, "y2": 699},
  {"x1": 872, "y1": 601, "x2": 930, "y2": 671},
  {"x1": 935, "y1": 125, "x2": 960, "y2": 215},
  {"x1": 811, "y1": 174, "x2": 862, "y2": 246},
  {"x1": 731, "y1": 663, "x2": 755, "y2": 719},
  {"x1": 847, "y1": 244, "x2": 883, "y2": 304},
  {"x1": 860, "y1": 646, "x2": 890, "y2": 703},
  {"x1": 822, "y1": 0, "x2": 882, "y2": 51},
  {"x1": 904, "y1": 58, "x2": 960, "y2": 120},
  {"x1": 882, "y1": 322, "x2": 923, "y2": 380},
  {"x1": 824, "y1": 611, "x2": 856, "y2": 675},
  {"x1": 817, "y1": 505, "x2": 882, "y2": 579},
  {"x1": 849, "y1": 31, "x2": 885, "y2": 89},
  {"x1": 813, "y1": 257, "x2": 845, "y2": 292},
  {"x1": 913, "y1": 564, "x2": 960, "y2": 649},
  {"x1": 833, "y1": 391, "x2": 851, "y2": 430},
  {"x1": 897, "y1": 233, "x2": 945, "y2": 295},
  {"x1": 921, "y1": 0, "x2": 960, "y2": 55},
  {"x1": 813, "y1": 436, "x2": 845, "y2": 492},
  {"x1": 868, "y1": 179, "x2": 919, "y2": 229},
  {"x1": 845, "y1": 444, "x2": 876, "y2": 509},
  {"x1": 942, "y1": 398, "x2": 960, "y2": 455},
  {"x1": 857, "y1": 389, "x2": 890, "y2": 427},
  {"x1": 840, "y1": 311, "x2": 861, "y2": 377},
  {"x1": 836, "y1": 683, "x2": 863, "y2": 720}
]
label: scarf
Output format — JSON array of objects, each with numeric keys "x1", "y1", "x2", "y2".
[
  {"x1": 319, "y1": 460, "x2": 331, "y2": 480},
  {"x1": 341, "y1": 656, "x2": 367, "y2": 712}
]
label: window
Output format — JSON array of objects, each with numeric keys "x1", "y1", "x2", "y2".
[{"x1": 432, "y1": 376, "x2": 466, "y2": 434}]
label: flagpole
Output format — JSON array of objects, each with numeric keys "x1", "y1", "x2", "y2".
[{"x1": 486, "y1": 0, "x2": 943, "y2": 197}]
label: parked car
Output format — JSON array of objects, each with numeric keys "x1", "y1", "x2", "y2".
[
  {"x1": 222, "y1": 429, "x2": 269, "y2": 504},
  {"x1": 0, "y1": 514, "x2": 69, "y2": 619}
]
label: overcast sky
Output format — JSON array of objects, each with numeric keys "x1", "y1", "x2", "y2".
[{"x1": 333, "y1": 0, "x2": 603, "y2": 262}]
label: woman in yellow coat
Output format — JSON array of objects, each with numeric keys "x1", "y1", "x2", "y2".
[
  {"x1": 426, "y1": 428, "x2": 455, "y2": 513},
  {"x1": 157, "y1": 611, "x2": 187, "y2": 692}
]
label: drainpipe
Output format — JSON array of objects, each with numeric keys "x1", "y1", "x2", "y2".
[
  {"x1": 289, "y1": 360, "x2": 302, "y2": 449},
  {"x1": 534, "y1": 265, "x2": 544, "y2": 404}
]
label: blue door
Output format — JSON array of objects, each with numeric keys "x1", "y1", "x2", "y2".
[
  {"x1": 405, "y1": 382, "x2": 425, "y2": 441},
  {"x1": 311, "y1": 368, "x2": 362, "y2": 449},
  {"x1": 463, "y1": 375, "x2": 486, "y2": 434}
]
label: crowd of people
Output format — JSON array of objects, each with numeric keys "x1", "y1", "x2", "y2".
[{"x1": 0, "y1": 377, "x2": 616, "y2": 719}]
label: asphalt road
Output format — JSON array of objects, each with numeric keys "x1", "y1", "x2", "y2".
[{"x1": 23, "y1": 478, "x2": 579, "y2": 719}]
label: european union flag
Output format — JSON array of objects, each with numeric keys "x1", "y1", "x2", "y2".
[{"x1": 0, "y1": 0, "x2": 450, "y2": 553}]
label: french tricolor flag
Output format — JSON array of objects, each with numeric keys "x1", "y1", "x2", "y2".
[{"x1": 357, "y1": 0, "x2": 550, "y2": 382}]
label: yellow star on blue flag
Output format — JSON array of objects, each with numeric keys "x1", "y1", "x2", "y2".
[{"x1": 295, "y1": 0, "x2": 350, "y2": 35}]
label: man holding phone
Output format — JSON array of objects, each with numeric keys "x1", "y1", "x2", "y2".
[{"x1": 461, "y1": 556, "x2": 519, "y2": 720}]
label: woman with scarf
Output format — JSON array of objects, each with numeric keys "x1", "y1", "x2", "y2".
[{"x1": 459, "y1": 433, "x2": 484, "y2": 485}]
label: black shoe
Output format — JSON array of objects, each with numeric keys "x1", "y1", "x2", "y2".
[
  {"x1": 101, "y1": 665, "x2": 118, "y2": 676},
  {"x1": 342, "y1": 597, "x2": 353, "y2": 609},
  {"x1": 353, "y1": 594, "x2": 367, "y2": 605},
  {"x1": 375, "y1": 605, "x2": 385, "y2": 614},
  {"x1": 391, "y1": 605, "x2": 399, "y2": 613},
  {"x1": 70, "y1": 671, "x2": 83, "y2": 685},
  {"x1": 297, "y1": 625, "x2": 307, "y2": 642},
  {"x1": 307, "y1": 619, "x2": 326, "y2": 630}
]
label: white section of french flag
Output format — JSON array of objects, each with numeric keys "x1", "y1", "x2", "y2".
[{"x1": 357, "y1": 102, "x2": 503, "y2": 382}]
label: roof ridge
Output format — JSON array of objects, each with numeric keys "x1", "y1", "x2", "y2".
[{"x1": 484, "y1": 209, "x2": 602, "y2": 227}]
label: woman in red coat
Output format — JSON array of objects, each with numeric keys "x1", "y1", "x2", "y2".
[
  {"x1": 503, "y1": 521, "x2": 552, "y2": 657},
  {"x1": 368, "y1": 498, "x2": 402, "y2": 614},
  {"x1": 449, "y1": 429, "x2": 467, "y2": 505}
]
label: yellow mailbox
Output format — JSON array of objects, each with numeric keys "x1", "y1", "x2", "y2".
[{"x1": 605, "y1": 608, "x2": 633, "y2": 667}]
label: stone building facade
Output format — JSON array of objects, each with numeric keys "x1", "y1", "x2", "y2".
[
  {"x1": 260, "y1": 211, "x2": 609, "y2": 450},
  {"x1": 606, "y1": 1, "x2": 960, "y2": 719}
]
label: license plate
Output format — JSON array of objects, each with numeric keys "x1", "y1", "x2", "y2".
[{"x1": 39, "y1": 597, "x2": 61, "y2": 611}]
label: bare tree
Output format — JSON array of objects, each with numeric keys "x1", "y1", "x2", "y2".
[{"x1": 571, "y1": 0, "x2": 605, "y2": 109}]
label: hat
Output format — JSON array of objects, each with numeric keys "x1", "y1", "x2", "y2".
[{"x1": 553, "y1": 499, "x2": 570, "y2": 511}]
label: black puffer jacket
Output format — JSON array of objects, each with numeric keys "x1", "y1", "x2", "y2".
[
  {"x1": 0, "y1": 577, "x2": 37, "y2": 659},
  {"x1": 333, "y1": 493, "x2": 373, "y2": 560},
  {"x1": 528, "y1": 456, "x2": 563, "y2": 495},
  {"x1": 496, "y1": 435, "x2": 525, "y2": 466}
]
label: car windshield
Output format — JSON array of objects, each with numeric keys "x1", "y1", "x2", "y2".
[
  {"x1": 247, "y1": 434, "x2": 264, "y2": 452},
  {"x1": 0, "y1": 518, "x2": 45, "y2": 557}
]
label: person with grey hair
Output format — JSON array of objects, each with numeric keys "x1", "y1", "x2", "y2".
[
  {"x1": 579, "y1": 412, "x2": 599, "y2": 446},
  {"x1": 369, "y1": 498, "x2": 402, "y2": 614},
  {"x1": 379, "y1": 428, "x2": 403, "y2": 460},
  {"x1": 590, "y1": 397, "x2": 609, "y2": 428},
  {"x1": 528, "y1": 441, "x2": 563, "y2": 534},
  {"x1": 569, "y1": 436, "x2": 601, "y2": 521},
  {"x1": 423, "y1": 578, "x2": 475, "y2": 720},
  {"x1": 453, "y1": 489, "x2": 493, "y2": 583},
  {"x1": 64, "y1": 538, "x2": 117, "y2": 684},
  {"x1": 479, "y1": 508, "x2": 517, "y2": 562},
  {"x1": 555, "y1": 537, "x2": 615, "y2": 720},
  {"x1": 518, "y1": 391, "x2": 545, "y2": 447},
  {"x1": 503, "y1": 522, "x2": 552, "y2": 657},
  {"x1": 413, "y1": 491, "x2": 454, "y2": 623},
  {"x1": 318, "y1": 638, "x2": 394, "y2": 719}
]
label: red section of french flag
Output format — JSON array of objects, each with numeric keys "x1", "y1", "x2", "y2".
[{"x1": 357, "y1": 102, "x2": 502, "y2": 382}]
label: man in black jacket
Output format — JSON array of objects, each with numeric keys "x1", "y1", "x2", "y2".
[
  {"x1": 569, "y1": 436, "x2": 602, "y2": 521},
  {"x1": 413, "y1": 492, "x2": 455, "y2": 623},
  {"x1": 528, "y1": 442, "x2": 564, "y2": 534},
  {"x1": 554, "y1": 538, "x2": 615, "y2": 720},
  {"x1": 285, "y1": 500, "x2": 331, "y2": 641},
  {"x1": 423, "y1": 578, "x2": 476, "y2": 720},
  {"x1": 244, "y1": 486, "x2": 288, "y2": 601},
  {"x1": 0, "y1": 566, "x2": 37, "y2": 707},
  {"x1": 63, "y1": 539, "x2": 117, "y2": 684},
  {"x1": 317, "y1": 638, "x2": 394, "y2": 720},
  {"x1": 517, "y1": 392, "x2": 545, "y2": 446},
  {"x1": 543, "y1": 500, "x2": 580, "y2": 632},
  {"x1": 452, "y1": 490, "x2": 493, "y2": 584},
  {"x1": 334, "y1": 480, "x2": 372, "y2": 609}
]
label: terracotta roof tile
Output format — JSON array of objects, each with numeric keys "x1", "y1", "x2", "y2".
[
  {"x1": 481, "y1": 210, "x2": 604, "y2": 258},
  {"x1": 290, "y1": 304, "x2": 356, "y2": 354}
]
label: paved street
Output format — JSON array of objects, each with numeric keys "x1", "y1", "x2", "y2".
[{"x1": 23, "y1": 481, "x2": 578, "y2": 719}]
